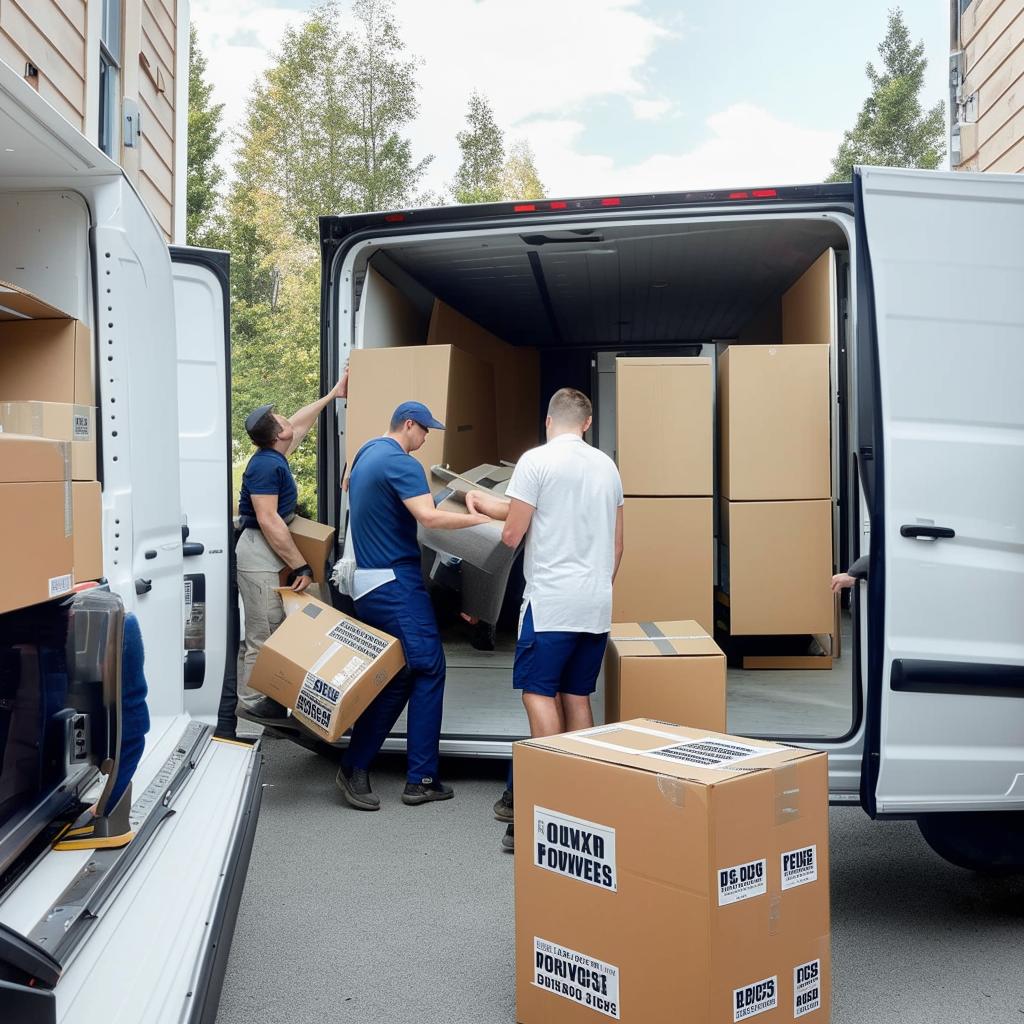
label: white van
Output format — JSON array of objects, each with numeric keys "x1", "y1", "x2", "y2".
[
  {"x1": 0, "y1": 61, "x2": 255, "y2": 1022},
  {"x1": 317, "y1": 168, "x2": 1024, "y2": 872}
]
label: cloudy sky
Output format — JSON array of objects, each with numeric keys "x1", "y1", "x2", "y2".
[{"x1": 189, "y1": 0, "x2": 950, "y2": 201}]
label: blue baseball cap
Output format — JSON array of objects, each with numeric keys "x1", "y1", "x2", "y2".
[{"x1": 393, "y1": 400, "x2": 445, "y2": 430}]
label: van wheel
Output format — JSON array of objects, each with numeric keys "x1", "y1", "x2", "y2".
[{"x1": 917, "y1": 812, "x2": 1024, "y2": 872}]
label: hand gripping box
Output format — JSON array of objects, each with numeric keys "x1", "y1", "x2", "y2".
[
  {"x1": 248, "y1": 592, "x2": 406, "y2": 742},
  {"x1": 514, "y1": 720, "x2": 830, "y2": 1023}
]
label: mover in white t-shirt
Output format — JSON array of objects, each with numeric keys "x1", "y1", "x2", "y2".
[{"x1": 465, "y1": 387, "x2": 624, "y2": 852}]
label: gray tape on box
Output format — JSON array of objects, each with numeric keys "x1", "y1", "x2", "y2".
[
  {"x1": 638, "y1": 621, "x2": 677, "y2": 656},
  {"x1": 774, "y1": 763, "x2": 801, "y2": 825},
  {"x1": 64, "y1": 480, "x2": 72, "y2": 537}
]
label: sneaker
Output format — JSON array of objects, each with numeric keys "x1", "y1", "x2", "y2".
[
  {"x1": 401, "y1": 778, "x2": 455, "y2": 805},
  {"x1": 336, "y1": 766, "x2": 380, "y2": 811},
  {"x1": 493, "y1": 788, "x2": 514, "y2": 823},
  {"x1": 501, "y1": 824, "x2": 515, "y2": 852},
  {"x1": 238, "y1": 696, "x2": 291, "y2": 723}
]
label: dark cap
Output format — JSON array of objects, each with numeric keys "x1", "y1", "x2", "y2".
[
  {"x1": 245, "y1": 403, "x2": 275, "y2": 436},
  {"x1": 393, "y1": 400, "x2": 445, "y2": 430}
]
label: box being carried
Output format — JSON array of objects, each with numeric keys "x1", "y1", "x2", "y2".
[
  {"x1": 515, "y1": 719, "x2": 830, "y2": 1023},
  {"x1": 604, "y1": 621, "x2": 726, "y2": 732},
  {"x1": 248, "y1": 592, "x2": 406, "y2": 742}
]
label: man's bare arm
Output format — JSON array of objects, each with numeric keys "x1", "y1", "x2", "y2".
[
  {"x1": 286, "y1": 370, "x2": 348, "y2": 456},
  {"x1": 465, "y1": 489, "x2": 511, "y2": 521},
  {"x1": 612, "y1": 505, "x2": 625, "y2": 582},
  {"x1": 403, "y1": 494, "x2": 492, "y2": 531},
  {"x1": 252, "y1": 494, "x2": 310, "y2": 591},
  {"x1": 501, "y1": 498, "x2": 535, "y2": 550}
]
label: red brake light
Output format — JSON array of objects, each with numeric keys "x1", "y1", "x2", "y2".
[
  {"x1": 514, "y1": 203, "x2": 537, "y2": 213},
  {"x1": 600, "y1": 197, "x2": 621, "y2": 207},
  {"x1": 729, "y1": 191, "x2": 749, "y2": 200},
  {"x1": 384, "y1": 213, "x2": 405, "y2": 222},
  {"x1": 549, "y1": 201, "x2": 568, "y2": 210},
  {"x1": 752, "y1": 188, "x2": 777, "y2": 198}
]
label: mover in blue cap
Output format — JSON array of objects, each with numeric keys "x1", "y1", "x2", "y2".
[
  {"x1": 229, "y1": 371, "x2": 348, "y2": 735},
  {"x1": 337, "y1": 400, "x2": 492, "y2": 809}
]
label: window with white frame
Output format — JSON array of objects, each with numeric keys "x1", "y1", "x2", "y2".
[{"x1": 98, "y1": 0, "x2": 122, "y2": 156}]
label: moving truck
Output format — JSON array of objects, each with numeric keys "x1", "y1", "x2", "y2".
[
  {"x1": 0, "y1": 59, "x2": 258, "y2": 1023},
  {"x1": 317, "y1": 167, "x2": 1024, "y2": 874}
]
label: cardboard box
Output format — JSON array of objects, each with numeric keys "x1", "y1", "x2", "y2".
[
  {"x1": 613, "y1": 498, "x2": 713, "y2": 633},
  {"x1": 616, "y1": 357, "x2": 713, "y2": 496},
  {"x1": 346, "y1": 344, "x2": 498, "y2": 477},
  {"x1": 0, "y1": 281, "x2": 94, "y2": 406},
  {"x1": 514, "y1": 719, "x2": 830, "y2": 1024},
  {"x1": 248, "y1": 591, "x2": 406, "y2": 743},
  {"x1": 428, "y1": 298, "x2": 540, "y2": 463},
  {"x1": 721, "y1": 500, "x2": 833, "y2": 636},
  {"x1": 719, "y1": 345, "x2": 830, "y2": 501},
  {"x1": 782, "y1": 249, "x2": 836, "y2": 346},
  {"x1": 0, "y1": 435, "x2": 74, "y2": 613},
  {"x1": 72, "y1": 481, "x2": 103, "y2": 583},
  {"x1": 0, "y1": 401, "x2": 97, "y2": 480},
  {"x1": 605, "y1": 621, "x2": 726, "y2": 732},
  {"x1": 288, "y1": 516, "x2": 336, "y2": 584}
]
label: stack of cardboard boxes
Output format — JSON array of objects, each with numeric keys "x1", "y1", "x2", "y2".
[
  {"x1": 515, "y1": 719, "x2": 830, "y2": 1023},
  {"x1": 612, "y1": 356, "x2": 714, "y2": 634},
  {"x1": 717, "y1": 251, "x2": 836, "y2": 650},
  {"x1": 0, "y1": 282, "x2": 103, "y2": 613}
]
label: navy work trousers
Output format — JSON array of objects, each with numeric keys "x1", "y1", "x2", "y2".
[{"x1": 343, "y1": 569, "x2": 446, "y2": 784}]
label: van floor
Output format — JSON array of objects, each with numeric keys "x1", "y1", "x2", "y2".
[
  {"x1": 217, "y1": 738, "x2": 1024, "y2": 1024},
  {"x1": 397, "y1": 613, "x2": 855, "y2": 742}
]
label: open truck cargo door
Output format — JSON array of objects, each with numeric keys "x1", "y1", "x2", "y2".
[
  {"x1": 855, "y1": 166, "x2": 1024, "y2": 823},
  {"x1": 170, "y1": 248, "x2": 237, "y2": 731}
]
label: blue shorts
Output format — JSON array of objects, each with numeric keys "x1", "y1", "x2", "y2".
[{"x1": 512, "y1": 604, "x2": 609, "y2": 698}]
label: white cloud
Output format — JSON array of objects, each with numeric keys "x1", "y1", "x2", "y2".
[
  {"x1": 630, "y1": 98, "x2": 674, "y2": 121},
  {"x1": 523, "y1": 103, "x2": 840, "y2": 198}
]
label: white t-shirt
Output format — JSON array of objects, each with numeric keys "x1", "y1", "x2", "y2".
[{"x1": 506, "y1": 432, "x2": 624, "y2": 634}]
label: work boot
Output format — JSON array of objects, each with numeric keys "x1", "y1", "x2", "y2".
[
  {"x1": 336, "y1": 766, "x2": 380, "y2": 811},
  {"x1": 493, "y1": 788, "x2": 514, "y2": 823},
  {"x1": 401, "y1": 778, "x2": 454, "y2": 805},
  {"x1": 501, "y1": 824, "x2": 515, "y2": 852},
  {"x1": 238, "y1": 696, "x2": 290, "y2": 723}
]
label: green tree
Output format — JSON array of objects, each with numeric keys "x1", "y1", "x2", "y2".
[
  {"x1": 453, "y1": 91, "x2": 505, "y2": 204},
  {"x1": 826, "y1": 7, "x2": 945, "y2": 182},
  {"x1": 186, "y1": 24, "x2": 224, "y2": 245},
  {"x1": 339, "y1": 0, "x2": 433, "y2": 212},
  {"x1": 501, "y1": 139, "x2": 545, "y2": 201}
]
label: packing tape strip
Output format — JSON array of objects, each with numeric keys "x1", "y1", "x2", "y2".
[
  {"x1": 656, "y1": 774, "x2": 686, "y2": 807},
  {"x1": 611, "y1": 635, "x2": 708, "y2": 642},
  {"x1": 638, "y1": 621, "x2": 679, "y2": 656},
  {"x1": 774, "y1": 763, "x2": 801, "y2": 825},
  {"x1": 768, "y1": 895, "x2": 782, "y2": 936},
  {"x1": 64, "y1": 479, "x2": 72, "y2": 538}
]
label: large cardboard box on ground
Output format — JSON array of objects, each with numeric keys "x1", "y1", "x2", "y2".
[
  {"x1": 0, "y1": 281, "x2": 94, "y2": 406},
  {"x1": 604, "y1": 621, "x2": 726, "y2": 732},
  {"x1": 0, "y1": 401, "x2": 97, "y2": 480},
  {"x1": 515, "y1": 719, "x2": 830, "y2": 1023},
  {"x1": 287, "y1": 516, "x2": 336, "y2": 584},
  {"x1": 249, "y1": 591, "x2": 406, "y2": 742},
  {"x1": 0, "y1": 435, "x2": 74, "y2": 613},
  {"x1": 72, "y1": 481, "x2": 103, "y2": 583},
  {"x1": 428, "y1": 298, "x2": 540, "y2": 463},
  {"x1": 718, "y1": 345, "x2": 830, "y2": 501},
  {"x1": 721, "y1": 500, "x2": 833, "y2": 636},
  {"x1": 616, "y1": 357, "x2": 713, "y2": 496},
  {"x1": 346, "y1": 344, "x2": 498, "y2": 477},
  {"x1": 612, "y1": 498, "x2": 713, "y2": 633}
]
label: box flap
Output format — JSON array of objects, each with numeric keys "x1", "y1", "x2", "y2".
[
  {"x1": 609, "y1": 620, "x2": 722, "y2": 658},
  {"x1": 524, "y1": 719, "x2": 815, "y2": 785},
  {"x1": 0, "y1": 280, "x2": 72, "y2": 321}
]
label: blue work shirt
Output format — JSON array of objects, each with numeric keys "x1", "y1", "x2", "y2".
[
  {"x1": 349, "y1": 437, "x2": 429, "y2": 570},
  {"x1": 238, "y1": 448, "x2": 297, "y2": 527}
]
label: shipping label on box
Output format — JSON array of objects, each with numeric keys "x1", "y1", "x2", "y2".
[
  {"x1": 533, "y1": 806, "x2": 617, "y2": 892},
  {"x1": 533, "y1": 937, "x2": 620, "y2": 1020},
  {"x1": 781, "y1": 844, "x2": 819, "y2": 891},
  {"x1": 733, "y1": 974, "x2": 778, "y2": 1021}
]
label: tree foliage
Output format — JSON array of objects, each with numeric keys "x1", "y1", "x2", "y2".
[
  {"x1": 185, "y1": 25, "x2": 224, "y2": 245},
  {"x1": 826, "y1": 7, "x2": 945, "y2": 182},
  {"x1": 501, "y1": 139, "x2": 545, "y2": 201},
  {"x1": 453, "y1": 91, "x2": 505, "y2": 204}
]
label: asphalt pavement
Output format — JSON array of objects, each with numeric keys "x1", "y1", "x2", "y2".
[{"x1": 216, "y1": 738, "x2": 1024, "y2": 1024}]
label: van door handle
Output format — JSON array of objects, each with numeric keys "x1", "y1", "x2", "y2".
[
  {"x1": 135, "y1": 577, "x2": 153, "y2": 595},
  {"x1": 900, "y1": 525, "x2": 955, "y2": 540},
  {"x1": 182, "y1": 542, "x2": 205, "y2": 557}
]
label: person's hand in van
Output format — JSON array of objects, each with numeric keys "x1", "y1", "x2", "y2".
[
  {"x1": 287, "y1": 564, "x2": 315, "y2": 592},
  {"x1": 831, "y1": 573, "x2": 856, "y2": 593},
  {"x1": 332, "y1": 366, "x2": 349, "y2": 400},
  {"x1": 465, "y1": 489, "x2": 509, "y2": 519}
]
